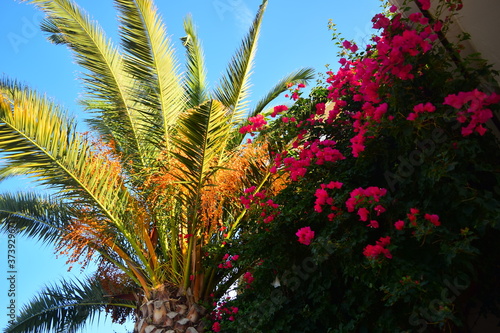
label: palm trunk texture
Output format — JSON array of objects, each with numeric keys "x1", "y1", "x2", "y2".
[{"x1": 134, "y1": 285, "x2": 206, "y2": 333}]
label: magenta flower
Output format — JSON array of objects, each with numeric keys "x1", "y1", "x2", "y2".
[
  {"x1": 357, "y1": 207, "x2": 370, "y2": 221},
  {"x1": 394, "y1": 220, "x2": 405, "y2": 230},
  {"x1": 418, "y1": 0, "x2": 431, "y2": 10},
  {"x1": 424, "y1": 213, "x2": 441, "y2": 226},
  {"x1": 296, "y1": 226, "x2": 315, "y2": 245},
  {"x1": 212, "y1": 322, "x2": 221, "y2": 332}
]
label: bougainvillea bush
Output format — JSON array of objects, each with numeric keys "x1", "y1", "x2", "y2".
[{"x1": 211, "y1": 1, "x2": 500, "y2": 332}]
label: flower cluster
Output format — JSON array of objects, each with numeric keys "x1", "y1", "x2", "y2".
[
  {"x1": 345, "y1": 187, "x2": 387, "y2": 228},
  {"x1": 325, "y1": 8, "x2": 440, "y2": 157},
  {"x1": 272, "y1": 139, "x2": 345, "y2": 181},
  {"x1": 240, "y1": 187, "x2": 280, "y2": 224},
  {"x1": 218, "y1": 253, "x2": 240, "y2": 269},
  {"x1": 443, "y1": 89, "x2": 500, "y2": 136},
  {"x1": 406, "y1": 208, "x2": 441, "y2": 227},
  {"x1": 284, "y1": 82, "x2": 307, "y2": 101},
  {"x1": 314, "y1": 181, "x2": 343, "y2": 220},
  {"x1": 239, "y1": 114, "x2": 267, "y2": 135},
  {"x1": 296, "y1": 226, "x2": 315, "y2": 245},
  {"x1": 271, "y1": 105, "x2": 289, "y2": 117},
  {"x1": 242, "y1": 271, "x2": 254, "y2": 287},
  {"x1": 406, "y1": 102, "x2": 436, "y2": 121},
  {"x1": 363, "y1": 236, "x2": 392, "y2": 260},
  {"x1": 211, "y1": 302, "x2": 239, "y2": 332}
]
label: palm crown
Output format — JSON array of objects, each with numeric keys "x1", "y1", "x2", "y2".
[{"x1": 0, "y1": 0, "x2": 314, "y2": 331}]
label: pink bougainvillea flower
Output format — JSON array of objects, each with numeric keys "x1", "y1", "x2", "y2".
[
  {"x1": 433, "y1": 20, "x2": 443, "y2": 32},
  {"x1": 424, "y1": 213, "x2": 441, "y2": 226},
  {"x1": 363, "y1": 244, "x2": 383, "y2": 259},
  {"x1": 271, "y1": 105, "x2": 288, "y2": 117},
  {"x1": 296, "y1": 226, "x2": 315, "y2": 245},
  {"x1": 212, "y1": 322, "x2": 221, "y2": 332},
  {"x1": 367, "y1": 220, "x2": 379, "y2": 228},
  {"x1": 377, "y1": 236, "x2": 391, "y2": 247},
  {"x1": 315, "y1": 102, "x2": 326, "y2": 115},
  {"x1": 342, "y1": 40, "x2": 352, "y2": 49},
  {"x1": 357, "y1": 207, "x2": 370, "y2": 221},
  {"x1": 363, "y1": 236, "x2": 392, "y2": 259},
  {"x1": 243, "y1": 271, "x2": 254, "y2": 285},
  {"x1": 408, "y1": 208, "x2": 419, "y2": 226},
  {"x1": 407, "y1": 112, "x2": 418, "y2": 121},
  {"x1": 418, "y1": 0, "x2": 431, "y2": 10},
  {"x1": 326, "y1": 181, "x2": 343, "y2": 189},
  {"x1": 374, "y1": 204, "x2": 386, "y2": 216},
  {"x1": 394, "y1": 220, "x2": 405, "y2": 230}
]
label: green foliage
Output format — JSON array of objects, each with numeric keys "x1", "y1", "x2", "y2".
[
  {"x1": 219, "y1": 2, "x2": 500, "y2": 332},
  {"x1": 4, "y1": 277, "x2": 135, "y2": 333}
]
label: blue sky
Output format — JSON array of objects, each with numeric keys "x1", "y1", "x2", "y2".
[{"x1": 0, "y1": 0, "x2": 383, "y2": 331}]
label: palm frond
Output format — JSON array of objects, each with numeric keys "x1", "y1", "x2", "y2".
[
  {"x1": 4, "y1": 276, "x2": 135, "y2": 333},
  {"x1": 22, "y1": 0, "x2": 146, "y2": 169},
  {"x1": 0, "y1": 164, "x2": 34, "y2": 182},
  {"x1": 0, "y1": 79, "x2": 129, "y2": 217},
  {"x1": 250, "y1": 68, "x2": 316, "y2": 118},
  {"x1": 0, "y1": 79, "x2": 152, "y2": 281},
  {"x1": 116, "y1": 0, "x2": 185, "y2": 149},
  {"x1": 181, "y1": 15, "x2": 209, "y2": 109},
  {"x1": 172, "y1": 100, "x2": 231, "y2": 198},
  {"x1": 213, "y1": 0, "x2": 268, "y2": 126},
  {"x1": 0, "y1": 192, "x2": 72, "y2": 245}
]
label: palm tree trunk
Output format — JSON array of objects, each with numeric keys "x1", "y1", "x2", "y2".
[{"x1": 134, "y1": 285, "x2": 206, "y2": 333}]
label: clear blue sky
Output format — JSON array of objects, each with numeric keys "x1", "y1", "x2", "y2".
[{"x1": 0, "y1": 0, "x2": 383, "y2": 331}]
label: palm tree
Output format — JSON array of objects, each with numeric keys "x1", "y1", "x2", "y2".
[{"x1": 0, "y1": 0, "x2": 314, "y2": 331}]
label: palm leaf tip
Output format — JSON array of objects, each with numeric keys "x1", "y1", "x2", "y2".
[{"x1": 182, "y1": 14, "x2": 208, "y2": 108}]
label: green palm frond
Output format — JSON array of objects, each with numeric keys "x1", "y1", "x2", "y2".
[
  {"x1": 213, "y1": 0, "x2": 268, "y2": 126},
  {"x1": 116, "y1": 0, "x2": 185, "y2": 149},
  {"x1": 0, "y1": 79, "x2": 152, "y2": 278},
  {"x1": 22, "y1": 0, "x2": 146, "y2": 169},
  {"x1": 172, "y1": 99, "x2": 231, "y2": 198},
  {"x1": 0, "y1": 164, "x2": 34, "y2": 182},
  {"x1": 182, "y1": 15, "x2": 209, "y2": 109},
  {"x1": 0, "y1": 192, "x2": 72, "y2": 245},
  {"x1": 4, "y1": 276, "x2": 135, "y2": 333},
  {"x1": 249, "y1": 68, "x2": 316, "y2": 118},
  {"x1": 0, "y1": 79, "x2": 130, "y2": 217}
]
